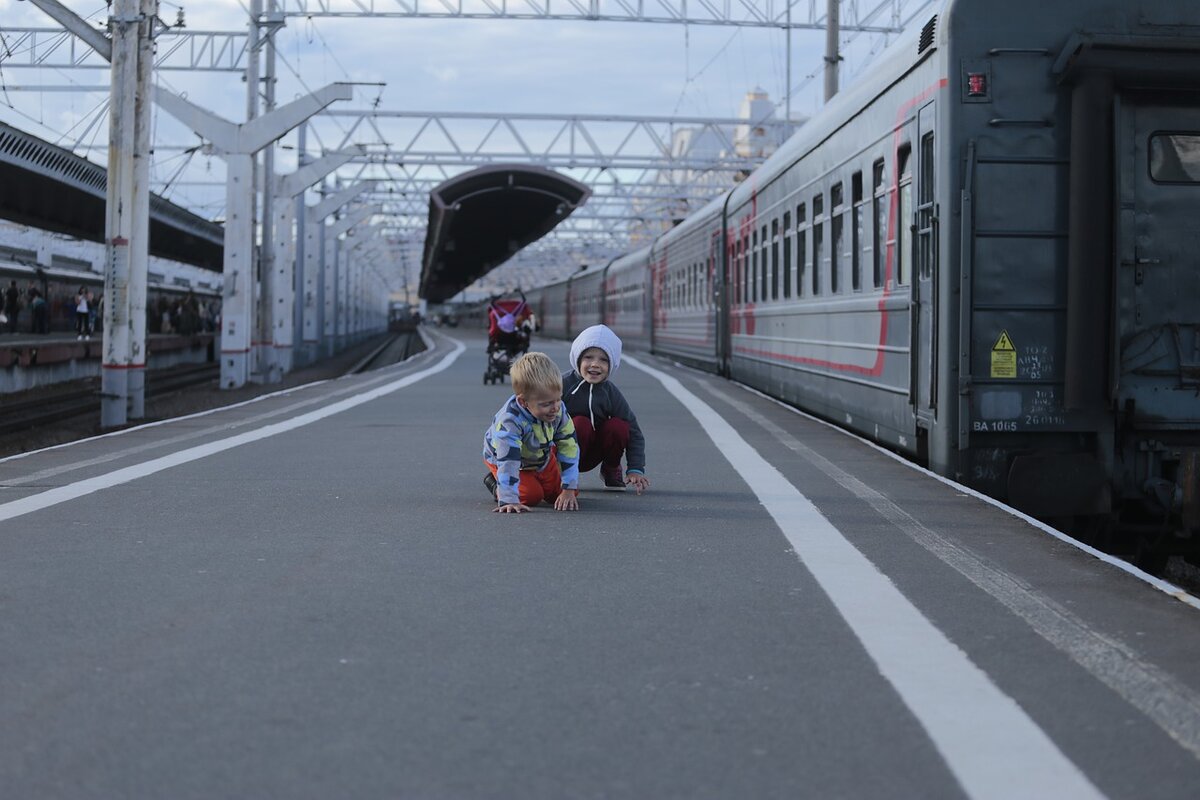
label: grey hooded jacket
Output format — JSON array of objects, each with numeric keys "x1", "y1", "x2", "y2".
[{"x1": 561, "y1": 324, "x2": 646, "y2": 474}]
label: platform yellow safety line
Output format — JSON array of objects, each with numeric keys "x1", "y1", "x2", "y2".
[
  {"x1": 625, "y1": 354, "x2": 1105, "y2": 800},
  {"x1": 0, "y1": 340, "x2": 465, "y2": 525}
]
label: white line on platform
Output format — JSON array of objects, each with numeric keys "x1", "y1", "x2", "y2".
[
  {"x1": 701, "y1": 380, "x2": 1200, "y2": 760},
  {"x1": 733, "y1": 380, "x2": 1200, "y2": 613},
  {"x1": 0, "y1": 340, "x2": 464, "y2": 525},
  {"x1": 626, "y1": 354, "x2": 1105, "y2": 800},
  {"x1": 0, "y1": 344, "x2": 443, "y2": 486}
]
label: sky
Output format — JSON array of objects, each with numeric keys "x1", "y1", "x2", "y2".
[{"x1": 0, "y1": 0, "x2": 934, "y2": 295}]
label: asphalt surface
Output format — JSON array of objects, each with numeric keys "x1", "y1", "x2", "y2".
[{"x1": 1, "y1": 328, "x2": 1198, "y2": 799}]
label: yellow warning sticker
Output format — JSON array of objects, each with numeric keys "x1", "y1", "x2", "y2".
[{"x1": 991, "y1": 330, "x2": 1017, "y2": 379}]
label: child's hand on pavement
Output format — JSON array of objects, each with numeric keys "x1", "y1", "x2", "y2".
[
  {"x1": 495, "y1": 502, "x2": 531, "y2": 513},
  {"x1": 626, "y1": 473, "x2": 650, "y2": 495},
  {"x1": 554, "y1": 489, "x2": 579, "y2": 511}
]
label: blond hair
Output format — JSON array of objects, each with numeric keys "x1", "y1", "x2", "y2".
[{"x1": 510, "y1": 352, "x2": 562, "y2": 396}]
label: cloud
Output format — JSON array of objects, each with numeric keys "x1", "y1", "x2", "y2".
[{"x1": 421, "y1": 65, "x2": 460, "y2": 83}]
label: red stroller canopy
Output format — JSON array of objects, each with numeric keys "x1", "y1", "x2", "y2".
[{"x1": 488, "y1": 299, "x2": 530, "y2": 337}]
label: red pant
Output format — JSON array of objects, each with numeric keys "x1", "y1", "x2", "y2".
[
  {"x1": 572, "y1": 416, "x2": 630, "y2": 475},
  {"x1": 485, "y1": 449, "x2": 563, "y2": 506}
]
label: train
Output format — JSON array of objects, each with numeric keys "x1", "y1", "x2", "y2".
[
  {"x1": 524, "y1": 0, "x2": 1200, "y2": 568},
  {"x1": 0, "y1": 258, "x2": 219, "y2": 335}
]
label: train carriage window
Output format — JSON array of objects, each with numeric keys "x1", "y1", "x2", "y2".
[
  {"x1": 742, "y1": 230, "x2": 750, "y2": 306},
  {"x1": 812, "y1": 193, "x2": 824, "y2": 296},
  {"x1": 797, "y1": 203, "x2": 808, "y2": 297},
  {"x1": 897, "y1": 146, "x2": 913, "y2": 286},
  {"x1": 873, "y1": 160, "x2": 887, "y2": 288},
  {"x1": 759, "y1": 224, "x2": 768, "y2": 302},
  {"x1": 704, "y1": 255, "x2": 711, "y2": 308},
  {"x1": 1150, "y1": 133, "x2": 1200, "y2": 182},
  {"x1": 771, "y1": 219, "x2": 780, "y2": 300},
  {"x1": 782, "y1": 211, "x2": 792, "y2": 298},
  {"x1": 852, "y1": 172, "x2": 864, "y2": 292},
  {"x1": 731, "y1": 235, "x2": 739, "y2": 305},
  {"x1": 918, "y1": 133, "x2": 936, "y2": 280},
  {"x1": 751, "y1": 228, "x2": 758, "y2": 304},
  {"x1": 831, "y1": 183, "x2": 844, "y2": 294}
]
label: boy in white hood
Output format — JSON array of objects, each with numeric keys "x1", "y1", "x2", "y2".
[{"x1": 562, "y1": 324, "x2": 650, "y2": 494}]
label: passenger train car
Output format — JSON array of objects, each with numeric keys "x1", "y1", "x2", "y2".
[
  {"x1": 0, "y1": 259, "x2": 218, "y2": 335},
  {"x1": 527, "y1": 0, "x2": 1200, "y2": 563}
]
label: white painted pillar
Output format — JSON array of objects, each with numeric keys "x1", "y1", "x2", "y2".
[
  {"x1": 222, "y1": 153, "x2": 255, "y2": 387},
  {"x1": 303, "y1": 180, "x2": 373, "y2": 361},
  {"x1": 325, "y1": 203, "x2": 379, "y2": 352},
  {"x1": 127, "y1": 0, "x2": 156, "y2": 419},
  {"x1": 99, "y1": 0, "x2": 137, "y2": 428},
  {"x1": 154, "y1": 82, "x2": 354, "y2": 388},
  {"x1": 264, "y1": 152, "x2": 357, "y2": 380}
]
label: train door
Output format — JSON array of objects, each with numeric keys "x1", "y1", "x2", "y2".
[
  {"x1": 711, "y1": 227, "x2": 730, "y2": 375},
  {"x1": 1114, "y1": 98, "x2": 1200, "y2": 424},
  {"x1": 913, "y1": 101, "x2": 938, "y2": 425}
]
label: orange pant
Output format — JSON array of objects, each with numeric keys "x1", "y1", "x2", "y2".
[{"x1": 485, "y1": 449, "x2": 563, "y2": 506}]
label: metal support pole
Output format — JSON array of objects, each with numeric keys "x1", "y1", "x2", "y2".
[
  {"x1": 302, "y1": 178, "x2": 369, "y2": 364},
  {"x1": 294, "y1": 123, "x2": 308, "y2": 365},
  {"x1": 325, "y1": 227, "x2": 338, "y2": 357},
  {"x1": 267, "y1": 151, "x2": 356, "y2": 377},
  {"x1": 785, "y1": 1, "x2": 792, "y2": 135},
  {"x1": 222, "y1": 153, "x2": 256, "y2": 387},
  {"x1": 100, "y1": 0, "x2": 138, "y2": 428},
  {"x1": 127, "y1": 0, "x2": 156, "y2": 419},
  {"x1": 245, "y1": 0, "x2": 261, "y2": 373},
  {"x1": 255, "y1": 0, "x2": 280, "y2": 383},
  {"x1": 824, "y1": 0, "x2": 840, "y2": 102},
  {"x1": 314, "y1": 202, "x2": 328, "y2": 359}
]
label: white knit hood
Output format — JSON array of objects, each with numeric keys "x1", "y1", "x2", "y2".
[{"x1": 569, "y1": 324, "x2": 622, "y2": 377}]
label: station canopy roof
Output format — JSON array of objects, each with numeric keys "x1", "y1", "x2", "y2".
[
  {"x1": 0, "y1": 121, "x2": 224, "y2": 272},
  {"x1": 419, "y1": 164, "x2": 591, "y2": 302}
]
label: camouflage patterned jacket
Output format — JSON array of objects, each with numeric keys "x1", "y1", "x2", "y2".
[{"x1": 483, "y1": 395, "x2": 580, "y2": 504}]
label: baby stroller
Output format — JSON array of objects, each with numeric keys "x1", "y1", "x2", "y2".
[{"x1": 484, "y1": 294, "x2": 533, "y2": 385}]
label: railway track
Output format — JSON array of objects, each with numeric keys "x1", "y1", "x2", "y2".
[
  {"x1": 0, "y1": 361, "x2": 219, "y2": 436},
  {"x1": 345, "y1": 331, "x2": 425, "y2": 375}
]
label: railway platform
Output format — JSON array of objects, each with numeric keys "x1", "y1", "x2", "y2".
[
  {"x1": 0, "y1": 330, "x2": 215, "y2": 394},
  {"x1": 1, "y1": 327, "x2": 1198, "y2": 799}
]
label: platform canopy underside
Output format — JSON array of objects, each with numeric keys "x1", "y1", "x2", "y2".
[{"x1": 419, "y1": 164, "x2": 590, "y2": 302}]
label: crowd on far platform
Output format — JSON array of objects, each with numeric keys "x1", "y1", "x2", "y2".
[{"x1": 1, "y1": 279, "x2": 219, "y2": 338}]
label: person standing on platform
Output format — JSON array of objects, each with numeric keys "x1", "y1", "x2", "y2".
[
  {"x1": 4, "y1": 280, "x2": 19, "y2": 333},
  {"x1": 29, "y1": 287, "x2": 48, "y2": 334},
  {"x1": 86, "y1": 289, "x2": 98, "y2": 336},
  {"x1": 483, "y1": 352, "x2": 581, "y2": 513},
  {"x1": 562, "y1": 324, "x2": 650, "y2": 494},
  {"x1": 74, "y1": 286, "x2": 90, "y2": 340}
]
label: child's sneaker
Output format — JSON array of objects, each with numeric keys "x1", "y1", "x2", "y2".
[
  {"x1": 483, "y1": 473, "x2": 498, "y2": 499},
  {"x1": 601, "y1": 467, "x2": 626, "y2": 491}
]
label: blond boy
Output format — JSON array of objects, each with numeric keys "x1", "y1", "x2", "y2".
[{"x1": 483, "y1": 352, "x2": 581, "y2": 513}]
